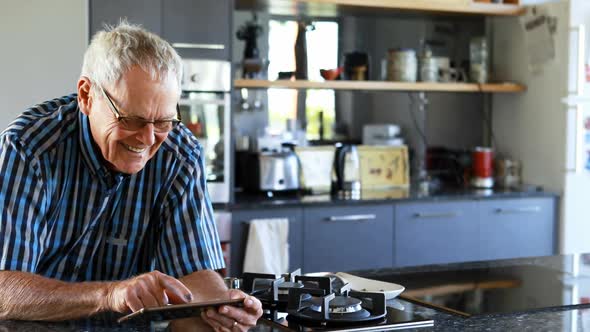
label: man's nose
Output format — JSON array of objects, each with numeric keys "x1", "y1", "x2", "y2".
[{"x1": 135, "y1": 123, "x2": 156, "y2": 146}]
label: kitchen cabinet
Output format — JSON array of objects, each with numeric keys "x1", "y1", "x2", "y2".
[
  {"x1": 89, "y1": 0, "x2": 162, "y2": 36},
  {"x1": 230, "y1": 207, "x2": 303, "y2": 276},
  {"x1": 89, "y1": 0, "x2": 232, "y2": 60},
  {"x1": 302, "y1": 205, "x2": 394, "y2": 273},
  {"x1": 162, "y1": 0, "x2": 232, "y2": 60},
  {"x1": 478, "y1": 198, "x2": 556, "y2": 261},
  {"x1": 395, "y1": 201, "x2": 480, "y2": 267}
]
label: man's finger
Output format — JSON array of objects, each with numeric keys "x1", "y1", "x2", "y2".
[
  {"x1": 126, "y1": 292, "x2": 144, "y2": 313},
  {"x1": 202, "y1": 310, "x2": 231, "y2": 332},
  {"x1": 157, "y1": 273, "x2": 193, "y2": 304},
  {"x1": 138, "y1": 279, "x2": 164, "y2": 307},
  {"x1": 207, "y1": 307, "x2": 237, "y2": 329}
]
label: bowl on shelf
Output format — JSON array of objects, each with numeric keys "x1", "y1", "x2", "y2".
[{"x1": 320, "y1": 67, "x2": 343, "y2": 81}]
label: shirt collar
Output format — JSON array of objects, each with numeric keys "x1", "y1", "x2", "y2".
[{"x1": 78, "y1": 110, "x2": 127, "y2": 189}]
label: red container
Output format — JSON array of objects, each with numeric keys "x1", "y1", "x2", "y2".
[{"x1": 472, "y1": 147, "x2": 493, "y2": 178}]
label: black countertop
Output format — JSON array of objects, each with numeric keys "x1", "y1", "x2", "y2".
[
  {"x1": 224, "y1": 185, "x2": 559, "y2": 210},
  {"x1": 5, "y1": 254, "x2": 590, "y2": 331}
]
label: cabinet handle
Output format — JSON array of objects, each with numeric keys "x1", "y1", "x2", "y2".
[
  {"x1": 325, "y1": 214, "x2": 377, "y2": 222},
  {"x1": 172, "y1": 43, "x2": 225, "y2": 50},
  {"x1": 494, "y1": 206, "x2": 541, "y2": 214},
  {"x1": 412, "y1": 212, "x2": 460, "y2": 219}
]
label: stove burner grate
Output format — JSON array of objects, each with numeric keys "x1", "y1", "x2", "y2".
[{"x1": 287, "y1": 288, "x2": 387, "y2": 325}]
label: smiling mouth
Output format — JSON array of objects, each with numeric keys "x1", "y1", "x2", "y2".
[{"x1": 122, "y1": 143, "x2": 147, "y2": 153}]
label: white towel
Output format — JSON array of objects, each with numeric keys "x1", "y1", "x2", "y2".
[{"x1": 243, "y1": 218, "x2": 289, "y2": 275}]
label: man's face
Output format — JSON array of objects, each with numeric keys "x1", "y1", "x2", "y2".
[{"x1": 84, "y1": 66, "x2": 180, "y2": 174}]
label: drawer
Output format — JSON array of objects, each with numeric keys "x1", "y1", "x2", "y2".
[
  {"x1": 395, "y1": 201, "x2": 479, "y2": 266},
  {"x1": 303, "y1": 205, "x2": 394, "y2": 273}
]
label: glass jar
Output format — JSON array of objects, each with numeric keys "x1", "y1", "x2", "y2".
[{"x1": 469, "y1": 37, "x2": 488, "y2": 83}]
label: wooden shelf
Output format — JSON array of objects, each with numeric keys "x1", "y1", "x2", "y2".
[
  {"x1": 234, "y1": 79, "x2": 526, "y2": 93},
  {"x1": 236, "y1": 0, "x2": 525, "y2": 17}
]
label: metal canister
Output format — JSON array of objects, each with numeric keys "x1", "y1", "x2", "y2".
[
  {"x1": 387, "y1": 49, "x2": 417, "y2": 82},
  {"x1": 419, "y1": 56, "x2": 439, "y2": 82}
]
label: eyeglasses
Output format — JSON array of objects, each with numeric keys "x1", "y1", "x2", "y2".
[{"x1": 99, "y1": 85, "x2": 181, "y2": 133}]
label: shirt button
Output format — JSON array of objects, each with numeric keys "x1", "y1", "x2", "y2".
[{"x1": 74, "y1": 265, "x2": 80, "y2": 272}]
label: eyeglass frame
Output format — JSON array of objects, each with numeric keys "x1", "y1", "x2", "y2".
[{"x1": 98, "y1": 84, "x2": 182, "y2": 132}]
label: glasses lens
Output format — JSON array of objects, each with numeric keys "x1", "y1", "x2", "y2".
[
  {"x1": 153, "y1": 121, "x2": 174, "y2": 132},
  {"x1": 119, "y1": 118, "x2": 145, "y2": 131}
]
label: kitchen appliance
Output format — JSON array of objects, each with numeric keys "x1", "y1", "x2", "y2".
[
  {"x1": 491, "y1": 1, "x2": 590, "y2": 253},
  {"x1": 236, "y1": 144, "x2": 301, "y2": 193},
  {"x1": 367, "y1": 253, "x2": 590, "y2": 318},
  {"x1": 331, "y1": 144, "x2": 361, "y2": 199},
  {"x1": 178, "y1": 59, "x2": 231, "y2": 203},
  {"x1": 362, "y1": 124, "x2": 404, "y2": 146},
  {"x1": 471, "y1": 147, "x2": 494, "y2": 188},
  {"x1": 225, "y1": 269, "x2": 433, "y2": 331}
]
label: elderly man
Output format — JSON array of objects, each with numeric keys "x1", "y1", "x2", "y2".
[{"x1": 0, "y1": 22, "x2": 261, "y2": 330}]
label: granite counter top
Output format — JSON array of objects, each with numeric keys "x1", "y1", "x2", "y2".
[
  {"x1": 224, "y1": 185, "x2": 559, "y2": 210},
  {"x1": 3, "y1": 301, "x2": 588, "y2": 331},
  {"x1": 5, "y1": 254, "x2": 588, "y2": 331}
]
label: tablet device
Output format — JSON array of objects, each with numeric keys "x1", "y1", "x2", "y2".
[{"x1": 117, "y1": 298, "x2": 244, "y2": 323}]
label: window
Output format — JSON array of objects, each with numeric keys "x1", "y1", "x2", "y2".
[{"x1": 267, "y1": 19, "x2": 338, "y2": 141}]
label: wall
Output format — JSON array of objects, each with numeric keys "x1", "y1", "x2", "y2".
[{"x1": 0, "y1": 0, "x2": 88, "y2": 131}]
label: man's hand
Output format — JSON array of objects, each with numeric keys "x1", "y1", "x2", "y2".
[
  {"x1": 105, "y1": 270, "x2": 193, "y2": 313},
  {"x1": 200, "y1": 289, "x2": 263, "y2": 332}
]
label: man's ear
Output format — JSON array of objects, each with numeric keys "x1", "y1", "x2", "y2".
[{"x1": 77, "y1": 76, "x2": 93, "y2": 116}]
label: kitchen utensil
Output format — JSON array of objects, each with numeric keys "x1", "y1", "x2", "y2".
[{"x1": 387, "y1": 49, "x2": 417, "y2": 82}]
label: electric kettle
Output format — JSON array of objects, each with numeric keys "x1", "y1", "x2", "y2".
[{"x1": 331, "y1": 144, "x2": 361, "y2": 199}]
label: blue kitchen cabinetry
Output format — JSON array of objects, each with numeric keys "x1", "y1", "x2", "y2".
[
  {"x1": 478, "y1": 198, "x2": 556, "y2": 261},
  {"x1": 230, "y1": 208, "x2": 304, "y2": 276},
  {"x1": 89, "y1": 0, "x2": 232, "y2": 60},
  {"x1": 229, "y1": 196, "x2": 557, "y2": 275},
  {"x1": 395, "y1": 201, "x2": 480, "y2": 267},
  {"x1": 303, "y1": 205, "x2": 394, "y2": 273}
]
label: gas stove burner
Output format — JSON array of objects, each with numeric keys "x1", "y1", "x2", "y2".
[
  {"x1": 309, "y1": 296, "x2": 363, "y2": 314},
  {"x1": 287, "y1": 288, "x2": 387, "y2": 325}
]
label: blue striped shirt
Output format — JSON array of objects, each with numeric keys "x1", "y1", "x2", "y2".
[{"x1": 0, "y1": 94, "x2": 225, "y2": 282}]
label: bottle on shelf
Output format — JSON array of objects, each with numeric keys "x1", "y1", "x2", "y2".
[{"x1": 469, "y1": 36, "x2": 489, "y2": 84}]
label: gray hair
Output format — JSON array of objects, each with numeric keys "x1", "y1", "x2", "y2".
[{"x1": 81, "y1": 21, "x2": 182, "y2": 96}]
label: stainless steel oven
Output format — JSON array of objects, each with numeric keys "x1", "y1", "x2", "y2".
[{"x1": 179, "y1": 59, "x2": 231, "y2": 203}]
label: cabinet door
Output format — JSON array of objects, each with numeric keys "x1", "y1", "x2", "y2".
[
  {"x1": 230, "y1": 208, "x2": 303, "y2": 276},
  {"x1": 395, "y1": 201, "x2": 479, "y2": 267},
  {"x1": 90, "y1": 0, "x2": 162, "y2": 36},
  {"x1": 479, "y1": 198, "x2": 556, "y2": 260},
  {"x1": 162, "y1": 0, "x2": 231, "y2": 60},
  {"x1": 303, "y1": 205, "x2": 394, "y2": 273}
]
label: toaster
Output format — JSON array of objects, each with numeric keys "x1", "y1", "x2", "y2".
[{"x1": 235, "y1": 148, "x2": 301, "y2": 193}]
